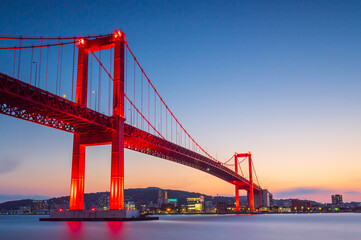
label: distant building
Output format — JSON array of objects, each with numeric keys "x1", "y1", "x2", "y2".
[
  {"x1": 332, "y1": 194, "x2": 343, "y2": 206},
  {"x1": 125, "y1": 201, "x2": 136, "y2": 210},
  {"x1": 186, "y1": 196, "x2": 204, "y2": 212},
  {"x1": 261, "y1": 189, "x2": 273, "y2": 207},
  {"x1": 167, "y1": 198, "x2": 178, "y2": 207},
  {"x1": 291, "y1": 199, "x2": 311, "y2": 212},
  {"x1": 157, "y1": 190, "x2": 168, "y2": 208},
  {"x1": 216, "y1": 202, "x2": 226, "y2": 213}
]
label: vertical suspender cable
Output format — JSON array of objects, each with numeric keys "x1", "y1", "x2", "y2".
[
  {"x1": 125, "y1": 49, "x2": 127, "y2": 119},
  {"x1": 45, "y1": 45, "x2": 49, "y2": 91},
  {"x1": 154, "y1": 92, "x2": 156, "y2": 134},
  {"x1": 59, "y1": 44, "x2": 63, "y2": 96},
  {"x1": 98, "y1": 51, "x2": 101, "y2": 112},
  {"x1": 12, "y1": 49, "x2": 16, "y2": 77},
  {"x1": 56, "y1": 39, "x2": 60, "y2": 95},
  {"x1": 17, "y1": 39, "x2": 22, "y2": 79},
  {"x1": 109, "y1": 49, "x2": 112, "y2": 115},
  {"x1": 30, "y1": 46, "x2": 34, "y2": 84},
  {"x1": 166, "y1": 109, "x2": 168, "y2": 139},
  {"x1": 38, "y1": 39, "x2": 42, "y2": 87},
  {"x1": 141, "y1": 74, "x2": 143, "y2": 129},
  {"x1": 71, "y1": 42, "x2": 75, "y2": 102},
  {"x1": 148, "y1": 78, "x2": 150, "y2": 132},
  {"x1": 160, "y1": 100, "x2": 162, "y2": 135},
  {"x1": 133, "y1": 58, "x2": 136, "y2": 126},
  {"x1": 89, "y1": 55, "x2": 92, "y2": 107}
]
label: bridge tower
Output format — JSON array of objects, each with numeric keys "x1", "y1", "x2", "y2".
[
  {"x1": 69, "y1": 30, "x2": 126, "y2": 211},
  {"x1": 234, "y1": 152, "x2": 255, "y2": 211}
]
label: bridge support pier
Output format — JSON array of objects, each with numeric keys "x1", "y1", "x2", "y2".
[
  {"x1": 248, "y1": 153, "x2": 254, "y2": 211},
  {"x1": 234, "y1": 153, "x2": 240, "y2": 211},
  {"x1": 69, "y1": 134, "x2": 86, "y2": 210},
  {"x1": 69, "y1": 44, "x2": 88, "y2": 211}
]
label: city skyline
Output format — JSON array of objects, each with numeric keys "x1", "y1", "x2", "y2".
[{"x1": 1, "y1": 0, "x2": 361, "y2": 203}]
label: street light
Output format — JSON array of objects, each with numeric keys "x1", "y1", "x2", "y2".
[{"x1": 92, "y1": 90, "x2": 97, "y2": 110}]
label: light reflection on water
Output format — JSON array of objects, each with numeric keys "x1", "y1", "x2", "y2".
[{"x1": 0, "y1": 213, "x2": 360, "y2": 240}]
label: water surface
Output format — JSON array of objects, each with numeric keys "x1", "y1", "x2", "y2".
[{"x1": 0, "y1": 213, "x2": 360, "y2": 240}]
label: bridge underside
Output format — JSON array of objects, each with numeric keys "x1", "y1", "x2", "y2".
[{"x1": 0, "y1": 73, "x2": 261, "y2": 193}]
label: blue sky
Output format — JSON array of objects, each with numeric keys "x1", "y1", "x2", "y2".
[{"x1": 0, "y1": 0, "x2": 361, "y2": 203}]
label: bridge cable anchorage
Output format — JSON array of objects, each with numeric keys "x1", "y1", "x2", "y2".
[
  {"x1": 124, "y1": 43, "x2": 217, "y2": 161},
  {"x1": 252, "y1": 160, "x2": 261, "y2": 187},
  {"x1": 90, "y1": 51, "x2": 166, "y2": 140}
]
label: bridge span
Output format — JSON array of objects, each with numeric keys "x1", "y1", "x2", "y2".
[{"x1": 0, "y1": 31, "x2": 263, "y2": 212}]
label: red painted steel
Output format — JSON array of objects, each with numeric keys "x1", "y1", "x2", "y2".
[
  {"x1": 69, "y1": 43, "x2": 89, "y2": 210},
  {"x1": 234, "y1": 153, "x2": 240, "y2": 211},
  {"x1": 234, "y1": 152, "x2": 256, "y2": 211},
  {"x1": 248, "y1": 152, "x2": 255, "y2": 211},
  {"x1": 0, "y1": 31, "x2": 264, "y2": 212},
  {"x1": 110, "y1": 32, "x2": 125, "y2": 210}
]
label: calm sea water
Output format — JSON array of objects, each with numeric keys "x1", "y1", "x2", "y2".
[{"x1": 0, "y1": 213, "x2": 360, "y2": 240}]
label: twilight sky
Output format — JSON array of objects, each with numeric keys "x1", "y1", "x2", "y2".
[{"x1": 0, "y1": 0, "x2": 361, "y2": 203}]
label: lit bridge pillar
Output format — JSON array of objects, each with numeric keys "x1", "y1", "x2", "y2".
[
  {"x1": 69, "y1": 31, "x2": 126, "y2": 211},
  {"x1": 234, "y1": 153, "x2": 240, "y2": 211},
  {"x1": 110, "y1": 33, "x2": 125, "y2": 210},
  {"x1": 234, "y1": 152, "x2": 255, "y2": 212},
  {"x1": 69, "y1": 44, "x2": 88, "y2": 210},
  {"x1": 248, "y1": 152, "x2": 254, "y2": 211}
]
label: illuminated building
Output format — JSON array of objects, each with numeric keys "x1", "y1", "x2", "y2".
[
  {"x1": 168, "y1": 198, "x2": 178, "y2": 207},
  {"x1": 186, "y1": 196, "x2": 204, "y2": 212},
  {"x1": 332, "y1": 194, "x2": 343, "y2": 206},
  {"x1": 157, "y1": 190, "x2": 168, "y2": 208},
  {"x1": 125, "y1": 201, "x2": 136, "y2": 210}
]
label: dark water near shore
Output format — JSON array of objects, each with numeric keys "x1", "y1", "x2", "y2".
[{"x1": 0, "y1": 213, "x2": 360, "y2": 240}]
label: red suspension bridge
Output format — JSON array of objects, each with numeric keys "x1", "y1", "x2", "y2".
[{"x1": 0, "y1": 30, "x2": 263, "y2": 212}]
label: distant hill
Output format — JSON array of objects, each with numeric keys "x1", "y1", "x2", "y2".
[{"x1": 0, "y1": 187, "x2": 247, "y2": 211}]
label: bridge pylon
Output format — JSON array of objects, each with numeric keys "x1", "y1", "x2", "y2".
[
  {"x1": 69, "y1": 30, "x2": 126, "y2": 211},
  {"x1": 234, "y1": 152, "x2": 255, "y2": 211}
]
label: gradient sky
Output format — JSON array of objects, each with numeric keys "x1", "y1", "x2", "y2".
[{"x1": 0, "y1": 0, "x2": 361, "y2": 203}]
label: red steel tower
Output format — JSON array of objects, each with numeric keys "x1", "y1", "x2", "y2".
[{"x1": 69, "y1": 30, "x2": 126, "y2": 211}]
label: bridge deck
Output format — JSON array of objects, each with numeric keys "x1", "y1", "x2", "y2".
[{"x1": 0, "y1": 73, "x2": 261, "y2": 192}]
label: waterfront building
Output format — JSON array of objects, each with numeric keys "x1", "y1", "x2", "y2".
[
  {"x1": 261, "y1": 189, "x2": 273, "y2": 207},
  {"x1": 157, "y1": 190, "x2": 168, "y2": 208},
  {"x1": 332, "y1": 194, "x2": 343, "y2": 206},
  {"x1": 167, "y1": 198, "x2": 178, "y2": 207},
  {"x1": 186, "y1": 196, "x2": 204, "y2": 212}
]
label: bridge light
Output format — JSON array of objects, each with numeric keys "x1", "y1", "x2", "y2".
[
  {"x1": 58, "y1": 208, "x2": 63, "y2": 212},
  {"x1": 77, "y1": 38, "x2": 85, "y2": 46},
  {"x1": 114, "y1": 30, "x2": 122, "y2": 39},
  {"x1": 62, "y1": 94, "x2": 66, "y2": 98},
  {"x1": 91, "y1": 208, "x2": 95, "y2": 211}
]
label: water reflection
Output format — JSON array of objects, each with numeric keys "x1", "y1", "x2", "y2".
[{"x1": 66, "y1": 221, "x2": 83, "y2": 240}]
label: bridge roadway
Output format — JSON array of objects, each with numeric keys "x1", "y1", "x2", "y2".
[{"x1": 0, "y1": 73, "x2": 261, "y2": 193}]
